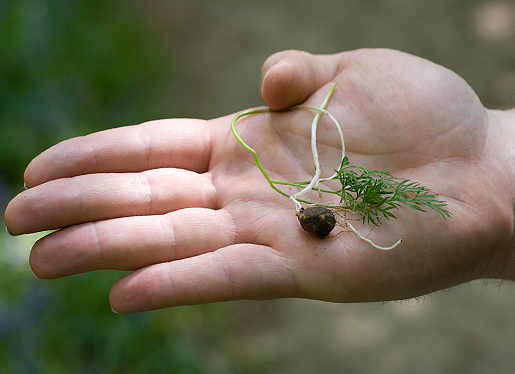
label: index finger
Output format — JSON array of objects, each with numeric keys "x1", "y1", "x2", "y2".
[{"x1": 24, "y1": 118, "x2": 213, "y2": 188}]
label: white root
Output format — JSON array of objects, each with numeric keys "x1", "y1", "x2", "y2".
[
  {"x1": 292, "y1": 84, "x2": 403, "y2": 250},
  {"x1": 346, "y1": 221, "x2": 403, "y2": 250}
]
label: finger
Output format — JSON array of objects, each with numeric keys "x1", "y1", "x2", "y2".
[
  {"x1": 5, "y1": 168, "x2": 216, "y2": 235},
  {"x1": 24, "y1": 118, "x2": 212, "y2": 188},
  {"x1": 29, "y1": 208, "x2": 237, "y2": 279},
  {"x1": 260, "y1": 49, "x2": 367, "y2": 110},
  {"x1": 109, "y1": 244, "x2": 299, "y2": 312}
]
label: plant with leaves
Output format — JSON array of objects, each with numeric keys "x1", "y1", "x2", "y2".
[{"x1": 232, "y1": 83, "x2": 451, "y2": 249}]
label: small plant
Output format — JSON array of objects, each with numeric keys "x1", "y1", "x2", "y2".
[{"x1": 231, "y1": 83, "x2": 451, "y2": 249}]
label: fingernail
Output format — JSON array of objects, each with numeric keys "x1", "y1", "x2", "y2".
[{"x1": 111, "y1": 305, "x2": 119, "y2": 314}]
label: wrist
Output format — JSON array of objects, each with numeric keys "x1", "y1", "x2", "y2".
[{"x1": 486, "y1": 108, "x2": 515, "y2": 280}]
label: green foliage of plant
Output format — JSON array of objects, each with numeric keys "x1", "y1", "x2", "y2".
[
  {"x1": 333, "y1": 156, "x2": 452, "y2": 225},
  {"x1": 232, "y1": 84, "x2": 451, "y2": 248}
]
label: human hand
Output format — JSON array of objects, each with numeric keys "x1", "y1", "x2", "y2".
[{"x1": 5, "y1": 49, "x2": 515, "y2": 312}]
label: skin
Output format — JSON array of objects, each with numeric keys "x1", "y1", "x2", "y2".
[{"x1": 4, "y1": 48, "x2": 515, "y2": 313}]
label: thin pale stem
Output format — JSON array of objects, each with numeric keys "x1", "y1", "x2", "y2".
[
  {"x1": 289, "y1": 83, "x2": 343, "y2": 203},
  {"x1": 290, "y1": 105, "x2": 345, "y2": 183}
]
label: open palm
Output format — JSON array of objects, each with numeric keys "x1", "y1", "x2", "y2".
[{"x1": 5, "y1": 49, "x2": 515, "y2": 312}]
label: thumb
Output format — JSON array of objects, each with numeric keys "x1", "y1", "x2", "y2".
[{"x1": 260, "y1": 49, "x2": 360, "y2": 110}]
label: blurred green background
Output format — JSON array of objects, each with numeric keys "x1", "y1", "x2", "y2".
[{"x1": 2, "y1": 0, "x2": 515, "y2": 373}]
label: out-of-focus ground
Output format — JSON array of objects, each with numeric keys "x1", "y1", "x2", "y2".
[
  {"x1": 233, "y1": 282, "x2": 515, "y2": 374},
  {"x1": 141, "y1": 0, "x2": 515, "y2": 119},
  {"x1": 142, "y1": 1, "x2": 515, "y2": 373}
]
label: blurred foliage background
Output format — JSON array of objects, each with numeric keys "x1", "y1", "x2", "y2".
[{"x1": 2, "y1": 0, "x2": 515, "y2": 373}]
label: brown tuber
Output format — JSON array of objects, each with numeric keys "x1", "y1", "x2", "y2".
[{"x1": 296, "y1": 206, "x2": 336, "y2": 238}]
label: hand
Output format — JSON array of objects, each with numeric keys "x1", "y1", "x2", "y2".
[{"x1": 5, "y1": 49, "x2": 515, "y2": 312}]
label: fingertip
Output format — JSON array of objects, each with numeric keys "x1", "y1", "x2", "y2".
[
  {"x1": 108, "y1": 269, "x2": 156, "y2": 313},
  {"x1": 4, "y1": 199, "x2": 22, "y2": 236},
  {"x1": 28, "y1": 240, "x2": 56, "y2": 280},
  {"x1": 23, "y1": 149, "x2": 50, "y2": 188},
  {"x1": 108, "y1": 282, "x2": 124, "y2": 313},
  {"x1": 260, "y1": 50, "x2": 313, "y2": 110},
  {"x1": 261, "y1": 50, "x2": 345, "y2": 110},
  {"x1": 4, "y1": 210, "x2": 14, "y2": 237}
]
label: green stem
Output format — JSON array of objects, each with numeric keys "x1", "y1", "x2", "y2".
[
  {"x1": 230, "y1": 83, "x2": 341, "y2": 206},
  {"x1": 230, "y1": 108, "x2": 291, "y2": 198}
]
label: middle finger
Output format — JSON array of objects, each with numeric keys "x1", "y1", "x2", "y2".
[{"x1": 9, "y1": 168, "x2": 217, "y2": 234}]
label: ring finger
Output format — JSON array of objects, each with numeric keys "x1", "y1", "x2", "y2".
[{"x1": 29, "y1": 207, "x2": 237, "y2": 278}]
